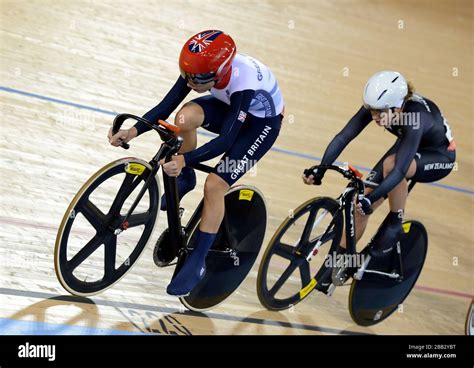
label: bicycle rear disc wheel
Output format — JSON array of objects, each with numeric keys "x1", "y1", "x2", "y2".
[
  {"x1": 54, "y1": 158, "x2": 160, "y2": 296},
  {"x1": 179, "y1": 185, "x2": 267, "y2": 312},
  {"x1": 349, "y1": 220, "x2": 428, "y2": 326},
  {"x1": 257, "y1": 197, "x2": 343, "y2": 310}
]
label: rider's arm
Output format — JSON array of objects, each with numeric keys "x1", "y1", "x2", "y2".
[
  {"x1": 366, "y1": 122, "x2": 424, "y2": 204},
  {"x1": 133, "y1": 76, "x2": 191, "y2": 136},
  {"x1": 319, "y1": 106, "x2": 372, "y2": 166},
  {"x1": 183, "y1": 89, "x2": 255, "y2": 166}
]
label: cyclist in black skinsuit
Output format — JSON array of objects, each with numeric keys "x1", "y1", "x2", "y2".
[{"x1": 303, "y1": 71, "x2": 456, "y2": 291}]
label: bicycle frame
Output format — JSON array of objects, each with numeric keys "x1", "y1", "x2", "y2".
[
  {"x1": 309, "y1": 164, "x2": 417, "y2": 283},
  {"x1": 340, "y1": 185, "x2": 359, "y2": 257},
  {"x1": 111, "y1": 114, "x2": 233, "y2": 275},
  {"x1": 308, "y1": 165, "x2": 365, "y2": 257}
]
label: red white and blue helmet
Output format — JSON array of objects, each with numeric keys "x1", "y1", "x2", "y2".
[{"x1": 179, "y1": 30, "x2": 236, "y2": 84}]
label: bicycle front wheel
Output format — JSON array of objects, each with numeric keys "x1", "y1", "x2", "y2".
[
  {"x1": 257, "y1": 197, "x2": 343, "y2": 310},
  {"x1": 54, "y1": 157, "x2": 160, "y2": 296}
]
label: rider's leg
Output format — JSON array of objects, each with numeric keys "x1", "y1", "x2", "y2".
[
  {"x1": 200, "y1": 174, "x2": 229, "y2": 232},
  {"x1": 373, "y1": 147, "x2": 456, "y2": 257},
  {"x1": 166, "y1": 113, "x2": 282, "y2": 296},
  {"x1": 368, "y1": 155, "x2": 417, "y2": 257},
  {"x1": 176, "y1": 95, "x2": 231, "y2": 148},
  {"x1": 338, "y1": 140, "x2": 402, "y2": 250},
  {"x1": 339, "y1": 140, "x2": 402, "y2": 249},
  {"x1": 166, "y1": 174, "x2": 228, "y2": 296},
  {"x1": 383, "y1": 154, "x2": 417, "y2": 213},
  {"x1": 174, "y1": 102, "x2": 205, "y2": 153}
]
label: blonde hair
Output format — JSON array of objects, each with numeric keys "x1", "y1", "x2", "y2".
[{"x1": 404, "y1": 81, "x2": 415, "y2": 102}]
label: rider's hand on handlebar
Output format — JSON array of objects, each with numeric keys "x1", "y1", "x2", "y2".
[
  {"x1": 160, "y1": 154, "x2": 186, "y2": 177},
  {"x1": 357, "y1": 195, "x2": 373, "y2": 215},
  {"x1": 108, "y1": 127, "x2": 137, "y2": 147},
  {"x1": 302, "y1": 166, "x2": 324, "y2": 185}
]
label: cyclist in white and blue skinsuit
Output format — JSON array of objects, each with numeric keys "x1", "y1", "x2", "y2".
[{"x1": 108, "y1": 30, "x2": 284, "y2": 296}]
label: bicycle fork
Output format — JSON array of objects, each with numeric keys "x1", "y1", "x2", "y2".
[
  {"x1": 114, "y1": 142, "x2": 179, "y2": 235},
  {"x1": 304, "y1": 209, "x2": 330, "y2": 262},
  {"x1": 114, "y1": 163, "x2": 161, "y2": 235}
]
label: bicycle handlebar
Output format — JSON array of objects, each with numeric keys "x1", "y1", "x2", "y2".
[
  {"x1": 112, "y1": 114, "x2": 143, "y2": 149},
  {"x1": 306, "y1": 164, "x2": 417, "y2": 199},
  {"x1": 111, "y1": 113, "x2": 215, "y2": 173},
  {"x1": 304, "y1": 164, "x2": 370, "y2": 195},
  {"x1": 112, "y1": 113, "x2": 180, "y2": 150}
]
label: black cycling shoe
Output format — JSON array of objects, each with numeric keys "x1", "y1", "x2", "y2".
[{"x1": 369, "y1": 221, "x2": 404, "y2": 258}]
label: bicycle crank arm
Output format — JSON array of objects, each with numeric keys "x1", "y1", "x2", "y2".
[
  {"x1": 353, "y1": 254, "x2": 371, "y2": 280},
  {"x1": 362, "y1": 269, "x2": 400, "y2": 279},
  {"x1": 396, "y1": 241, "x2": 404, "y2": 279},
  {"x1": 331, "y1": 264, "x2": 348, "y2": 286},
  {"x1": 326, "y1": 283, "x2": 337, "y2": 297},
  {"x1": 186, "y1": 247, "x2": 234, "y2": 256}
]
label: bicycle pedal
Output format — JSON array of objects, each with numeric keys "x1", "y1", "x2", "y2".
[
  {"x1": 331, "y1": 268, "x2": 347, "y2": 286},
  {"x1": 331, "y1": 276, "x2": 343, "y2": 286},
  {"x1": 326, "y1": 284, "x2": 336, "y2": 297},
  {"x1": 353, "y1": 269, "x2": 364, "y2": 280}
]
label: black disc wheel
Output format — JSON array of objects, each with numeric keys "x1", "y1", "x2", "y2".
[
  {"x1": 349, "y1": 220, "x2": 428, "y2": 326},
  {"x1": 179, "y1": 185, "x2": 267, "y2": 311}
]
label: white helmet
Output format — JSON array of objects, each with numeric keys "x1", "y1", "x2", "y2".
[{"x1": 363, "y1": 71, "x2": 408, "y2": 110}]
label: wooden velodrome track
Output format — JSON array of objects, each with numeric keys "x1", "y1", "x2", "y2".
[{"x1": 1, "y1": 0, "x2": 472, "y2": 335}]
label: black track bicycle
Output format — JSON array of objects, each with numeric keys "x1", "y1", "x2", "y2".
[
  {"x1": 257, "y1": 164, "x2": 428, "y2": 326},
  {"x1": 54, "y1": 114, "x2": 267, "y2": 311}
]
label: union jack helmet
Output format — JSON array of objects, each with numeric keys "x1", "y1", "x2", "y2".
[{"x1": 179, "y1": 30, "x2": 236, "y2": 84}]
